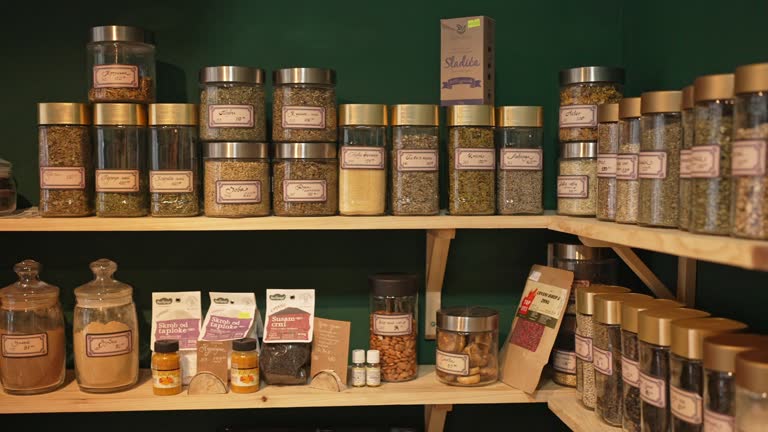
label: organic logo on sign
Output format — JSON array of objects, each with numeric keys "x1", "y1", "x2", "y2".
[
  {"x1": 213, "y1": 297, "x2": 230, "y2": 305},
  {"x1": 155, "y1": 297, "x2": 172, "y2": 305},
  {"x1": 455, "y1": 24, "x2": 466, "y2": 34},
  {"x1": 269, "y1": 293, "x2": 286, "y2": 301}
]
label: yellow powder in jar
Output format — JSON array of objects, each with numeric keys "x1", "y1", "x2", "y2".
[
  {"x1": 74, "y1": 321, "x2": 139, "y2": 391},
  {"x1": 339, "y1": 168, "x2": 386, "y2": 215}
]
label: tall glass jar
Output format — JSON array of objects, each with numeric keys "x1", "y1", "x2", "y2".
[
  {"x1": 0, "y1": 260, "x2": 65, "y2": 395},
  {"x1": 558, "y1": 141, "x2": 597, "y2": 216},
  {"x1": 732, "y1": 63, "x2": 768, "y2": 239},
  {"x1": 73, "y1": 259, "x2": 139, "y2": 393},
  {"x1": 203, "y1": 142, "x2": 270, "y2": 218},
  {"x1": 368, "y1": 273, "x2": 418, "y2": 382},
  {"x1": 199, "y1": 66, "x2": 266, "y2": 142},
  {"x1": 149, "y1": 103, "x2": 199, "y2": 217},
  {"x1": 87, "y1": 25, "x2": 155, "y2": 104},
  {"x1": 447, "y1": 105, "x2": 495, "y2": 215},
  {"x1": 690, "y1": 73, "x2": 735, "y2": 235},
  {"x1": 436, "y1": 307, "x2": 499, "y2": 387},
  {"x1": 94, "y1": 103, "x2": 148, "y2": 217},
  {"x1": 37, "y1": 103, "x2": 92, "y2": 217},
  {"x1": 735, "y1": 350, "x2": 768, "y2": 431},
  {"x1": 559, "y1": 66, "x2": 625, "y2": 142},
  {"x1": 679, "y1": 85, "x2": 695, "y2": 230},
  {"x1": 597, "y1": 103, "x2": 620, "y2": 221},
  {"x1": 273, "y1": 142, "x2": 338, "y2": 216},
  {"x1": 390, "y1": 104, "x2": 439, "y2": 216},
  {"x1": 338, "y1": 104, "x2": 387, "y2": 216},
  {"x1": 495, "y1": 106, "x2": 544, "y2": 215},
  {"x1": 272, "y1": 68, "x2": 337, "y2": 142},
  {"x1": 616, "y1": 98, "x2": 642, "y2": 224},
  {"x1": 638, "y1": 90, "x2": 683, "y2": 228},
  {"x1": 0, "y1": 159, "x2": 16, "y2": 215}
]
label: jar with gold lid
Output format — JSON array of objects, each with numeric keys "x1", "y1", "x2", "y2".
[
  {"x1": 735, "y1": 349, "x2": 768, "y2": 431},
  {"x1": 679, "y1": 85, "x2": 695, "y2": 230},
  {"x1": 447, "y1": 105, "x2": 495, "y2": 215},
  {"x1": 495, "y1": 106, "x2": 544, "y2": 215},
  {"x1": 616, "y1": 97, "x2": 642, "y2": 224},
  {"x1": 597, "y1": 103, "x2": 619, "y2": 221}
]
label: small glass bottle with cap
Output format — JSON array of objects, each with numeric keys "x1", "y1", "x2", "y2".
[
  {"x1": 597, "y1": 103, "x2": 620, "y2": 221},
  {"x1": 203, "y1": 142, "x2": 270, "y2": 218},
  {"x1": 557, "y1": 141, "x2": 597, "y2": 216},
  {"x1": 735, "y1": 349, "x2": 768, "y2": 431},
  {"x1": 199, "y1": 66, "x2": 266, "y2": 142},
  {"x1": 338, "y1": 104, "x2": 388, "y2": 216},
  {"x1": 351, "y1": 349, "x2": 366, "y2": 388},
  {"x1": 447, "y1": 105, "x2": 496, "y2": 215},
  {"x1": 369, "y1": 273, "x2": 418, "y2": 382},
  {"x1": 272, "y1": 67, "x2": 337, "y2": 142},
  {"x1": 616, "y1": 97, "x2": 642, "y2": 224},
  {"x1": 230, "y1": 338, "x2": 259, "y2": 394},
  {"x1": 366, "y1": 349, "x2": 381, "y2": 387},
  {"x1": 0, "y1": 158, "x2": 15, "y2": 215},
  {"x1": 559, "y1": 66, "x2": 625, "y2": 142},
  {"x1": 495, "y1": 106, "x2": 544, "y2": 215},
  {"x1": 679, "y1": 85, "x2": 695, "y2": 230},
  {"x1": 273, "y1": 142, "x2": 338, "y2": 216},
  {"x1": 436, "y1": 307, "x2": 499, "y2": 387},
  {"x1": 151, "y1": 339, "x2": 181, "y2": 396},
  {"x1": 87, "y1": 25, "x2": 155, "y2": 104}
]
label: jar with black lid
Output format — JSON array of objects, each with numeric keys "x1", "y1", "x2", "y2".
[
  {"x1": 87, "y1": 25, "x2": 155, "y2": 104},
  {"x1": 559, "y1": 66, "x2": 624, "y2": 142},
  {"x1": 272, "y1": 68, "x2": 337, "y2": 142}
]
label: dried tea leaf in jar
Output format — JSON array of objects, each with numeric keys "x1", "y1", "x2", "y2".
[
  {"x1": 272, "y1": 68, "x2": 337, "y2": 142},
  {"x1": 495, "y1": 106, "x2": 544, "y2": 215},
  {"x1": 199, "y1": 66, "x2": 266, "y2": 142},
  {"x1": 203, "y1": 142, "x2": 270, "y2": 218},
  {"x1": 616, "y1": 98, "x2": 642, "y2": 224},
  {"x1": 597, "y1": 103, "x2": 619, "y2": 221},
  {"x1": 447, "y1": 105, "x2": 496, "y2": 215},
  {"x1": 679, "y1": 85, "x2": 695, "y2": 230},
  {"x1": 559, "y1": 66, "x2": 624, "y2": 142},
  {"x1": 557, "y1": 141, "x2": 597, "y2": 216},
  {"x1": 87, "y1": 26, "x2": 155, "y2": 104},
  {"x1": 369, "y1": 273, "x2": 418, "y2": 382},
  {"x1": 272, "y1": 143, "x2": 338, "y2": 216}
]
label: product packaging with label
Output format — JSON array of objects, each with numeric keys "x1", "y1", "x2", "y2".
[
  {"x1": 440, "y1": 16, "x2": 495, "y2": 106},
  {"x1": 151, "y1": 292, "x2": 201, "y2": 385},
  {"x1": 261, "y1": 289, "x2": 316, "y2": 385}
]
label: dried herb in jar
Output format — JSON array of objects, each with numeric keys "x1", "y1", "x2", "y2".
[
  {"x1": 89, "y1": 76, "x2": 154, "y2": 104},
  {"x1": 273, "y1": 143, "x2": 338, "y2": 217},
  {"x1": 557, "y1": 158, "x2": 597, "y2": 216},
  {"x1": 272, "y1": 68, "x2": 337, "y2": 142},
  {"x1": 640, "y1": 343, "x2": 670, "y2": 432},
  {"x1": 559, "y1": 66, "x2": 624, "y2": 142},
  {"x1": 448, "y1": 126, "x2": 495, "y2": 215},
  {"x1": 391, "y1": 132, "x2": 439, "y2": 215},
  {"x1": 204, "y1": 159, "x2": 269, "y2": 217},
  {"x1": 38, "y1": 124, "x2": 93, "y2": 217},
  {"x1": 200, "y1": 84, "x2": 266, "y2": 142},
  {"x1": 732, "y1": 124, "x2": 768, "y2": 238},
  {"x1": 638, "y1": 117, "x2": 681, "y2": 227}
]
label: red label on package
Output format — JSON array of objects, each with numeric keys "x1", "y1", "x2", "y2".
[{"x1": 264, "y1": 289, "x2": 315, "y2": 343}]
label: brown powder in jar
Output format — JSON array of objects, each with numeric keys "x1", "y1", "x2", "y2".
[
  {"x1": 0, "y1": 326, "x2": 66, "y2": 392},
  {"x1": 74, "y1": 321, "x2": 138, "y2": 391}
]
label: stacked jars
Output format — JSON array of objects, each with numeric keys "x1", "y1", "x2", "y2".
[
  {"x1": 199, "y1": 66, "x2": 266, "y2": 142},
  {"x1": 616, "y1": 98, "x2": 642, "y2": 224},
  {"x1": 273, "y1": 143, "x2": 338, "y2": 216},
  {"x1": 495, "y1": 106, "x2": 544, "y2": 214},
  {"x1": 597, "y1": 103, "x2": 619, "y2": 221},
  {"x1": 272, "y1": 68, "x2": 337, "y2": 142},
  {"x1": 557, "y1": 141, "x2": 598, "y2": 216},
  {"x1": 447, "y1": 105, "x2": 496, "y2": 215},
  {"x1": 679, "y1": 85, "x2": 695, "y2": 230},
  {"x1": 203, "y1": 142, "x2": 270, "y2": 218},
  {"x1": 87, "y1": 26, "x2": 155, "y2": 104}
]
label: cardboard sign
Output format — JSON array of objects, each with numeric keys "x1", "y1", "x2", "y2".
[
  {"x1": 196, "y1": 340, "x2": 231, "y2": 384},
  {"x1": 440, "y1": 16, "x2": 495, "y2": 106},
  {"x1": 310, "y1": 317, "x2": 351, "y2": 383}
]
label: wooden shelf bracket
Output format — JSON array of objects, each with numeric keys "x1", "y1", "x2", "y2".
[
  {"x1": 425, "y1": 229, "x2": 456, "y2": 340},
  {"x1": 425, "y1": 404, "x2": 453, "y2": 432},
  {"x1": 676, "y1": 257, "x2": 697, "y2": 307}
]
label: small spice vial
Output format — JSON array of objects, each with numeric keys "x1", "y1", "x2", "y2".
[
  {"x1": 597, "y1": 103, "x2": 620, "y2": 221},
  {"x1": 203, "y1": 142, "x2": 270, "y2": 218},
  {"x1": 436, "y1": 307, "x2": 499, "y2": 387},
  {"x1": 447, "y1": 105, "x2": 496, "y2": 215},
  {"x1": 616, "y1": 97, "x2": 642, "y2": 224},
  {"x1": 559, "y1": 66, "x2": 625, "y2": 142},
  {"x1": 87, "y1": 25, "x2": 155, "y2": 104},
  {"x1": 495, "y1": 106, "x2": 544, "y2": 215},
  {"x1": 369, "y1": 273, "x2": 418, "y2": 382},
  {"x1": 557, "y1": 141, "x2": 598, "y2": 216},
  {"x1": 351, "y1": 349, "x2": 366, "y2": 387},
  {"x1": 679, "y1": 85, "x2": 695, "y2": 230},
  {"x1": 273, "y1": 142, "x2": 338, "y2": 216},
  {"x1": 230, "y1": 338, "x2": 259, "y2": 394},
  {"x1": 199, "y1": 66, "x2": 266, "y2": 142},
  {"x1": 272, "y1": 67, "x2": 337, "y2": 142},
  {"x1": 152, "y1": 340, "x2": 182, "y2": 396},
  {"x1": 366, "y1": 349, "x2": 381, "y2": 387},
  {"x1": 338, "y1": 104, "x2": 388, "y2": 216},
  {"x1": 735, "y1": 350, "x2": 768, "y2": 431},
  {"x1": 37, "y1": 102, "x2": 93, "y2": 217}
]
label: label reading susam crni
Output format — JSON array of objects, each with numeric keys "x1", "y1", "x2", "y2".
[
  {"x1": 500, "y1": 149, "x2": 542, "y2": 170},
  {"x1": 396, "y1": 150, "x2": 438, "y2": 172},
  {"x1": 559, "y1": 105, "x2": 597, "y2": 128},
  {"x1": 640, "y1": 372, "x2": 667, "y2": 408},
  {"x1": 93, "y1": 65, "x2": 139, "y2": 88}
]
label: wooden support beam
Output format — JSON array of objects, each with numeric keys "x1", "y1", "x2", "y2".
[
  {"x1": 676, "y1": 257, "x2": 697, "y2": 307},
  {"x1": 425, "y1": 229, "x2": 456, "y2": 340},
  {"x1": 425, "y1": 404, "x2": 453, "y2": 432}
]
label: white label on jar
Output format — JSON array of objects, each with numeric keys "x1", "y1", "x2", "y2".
[
  {"x1": 93, "y1": 64, "x2": 139, "y2": 88},
  {"x1": 592, "y1": 346, "x2": 612, "y2": 376},
  {"x1": 396, "y1": 150, "x2": 438, "y2": 172},
  {"x1": 557, "y1": 175, "x2": 589, "y2": 198},
  {"x1": 372, "y1": 313, "x2": 412, "y2": 336},
  {"x1": 208, "y1": 105, "x2": 254, "y2": 128},
  {"x1": 152, "y1": 368, "x2": 181, "y2": 389},
  {"x1": 559, "y1": 105, "x2": 598, "y2": 128},
  {"x1": 40, "y1": 167, "x2": 86, "y2": 189},
  {"x1": 690, "y1": 145, "x2": 721, "y2": 178},
  {"x1": 500, "y1": 149, "x2": 543, "y2": 170},
  {"x1": 680, "y1": 150, "x2": 692, "y2": 178},
  {"x1": 622, "y1": 355, "x2": 640, "y2": 387},
  {"x1": 282, "y1": 106, "x2": 326, "y2": 129},
  {"x1": 215, "y1": 181, "x2": 261, "y2": 204},
  {"x1": 671, "y1": 385, "x2": 703, "y2": 425},
  {"x1": 640, "y1": 371, "x2": 667, "y2": 408},
  {"x1": 351, "y1": 367, "x2": 366, "y2": 386},
  {"x1": 231, "y1": 367, "x2": 259, "y2": 387},
  {"x1": 436, "y1": 349, "x2": 470, "y2": 376},
  {"x1": 85, "y1": 330, "x2": 132, "y2": 357},
  {"x1": 150, "y1": 170, "x2": 193, "y2": 193},
  {"x1": 574, "y1": 334, "x2": 593, "y2": 361},
  {"x1": 732, "y1": 140, "x2": 767, "y2": 176},
  {"x1": 597, "y1": 154, "x2": 617, "y2": 177},
  {"x1": 1, "y1": 333, "x2": 48, "y2": 358},
  {"x1": 616, "y1": 154, "x2": 639, "y2": 180},
  {"x1": 341, "y1": 146, "x2": 385, "y2": 169},
  {"x1": 366, "y1": 367, "x2": 381, "y2": 386},
  {"x1": 454, "y1": 149, "x2": 495, "y2": 170},
  {"x1": 704, "y1": 408, "x2": 735, "y2": 432},
  {"x1": 638, "y1": 151, "x2": 668, "y2": 179},
  {"x1": 552, "y1": 349, "x2": 577, "y2": 374},
  {"x1": 95, "y1": 169, "x2": 140, "y2": 192},
  {"x1": 283, "y1": 180, "x2": 327, "y2": 202}
]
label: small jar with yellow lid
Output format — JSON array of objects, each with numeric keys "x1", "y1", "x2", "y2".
[
  {"x1": 152, "y1": 339, "x2": 182, "y2": 396},
  {"x1": 495, "y1": 106, "x2": 544, "y2": 215},
  {"x1": 735, "y1": 349, "x2": 768, "y2": 431},
  {"x1": 447, "y1": 105, "x2": 495, "y2": 215},
  {"x1": 231, "y1": 338, "x2": 259, "y2": 393},
  {"x1": 616, "y1": 97, "x2": 642, "y2": 224}
]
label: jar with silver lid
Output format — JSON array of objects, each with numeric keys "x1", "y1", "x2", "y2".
[
  {"x1": 557, "y1": 141, "x2": 597, "y2": 216},
  {"x1": 436, "y1": 307, "x2": 499, "y2": 387},
  {"x1": 495, "y1": 106, "x2": 544, "y2": 215},
  {"x1": 87, "y1": 25, "x2": 155, "y2": 104},
  {"x1": 273, "y1": 142, "x2": 338, "y2": 216},
  {"x1": 199, "y1": 66, "x2": 266, "y2": 142},
  {"x1": 272, "y1": 68, "x2": 337, "y2": 142},
  {"x1": 203, "y1": 142, "x2": 270, "y2": 218},
  {"x1": 559, "y1": 66, "x2": 624, "y2": 142}
]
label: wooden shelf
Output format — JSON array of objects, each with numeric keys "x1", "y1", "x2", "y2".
[
  {"x1": 0, "y1": 366, "x2": 573, "y2": 414},
  {"x1": 547, "y1": 396, "x2": 621, "y2": 432}
]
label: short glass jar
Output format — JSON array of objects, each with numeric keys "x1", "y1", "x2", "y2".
[
  {"x1": 559, "y1": 66, "x2": 625, "y2": 142},
  {"x1": 87, "y1": 25, "x2": 155, "y2": 104},
  {"x1": 436, "y1": 307, "x2": 498, "y2": 387},
  {"x1": 38, "y1": 103, "x2": 93, "y2": 217},
  {"x1": 94, "y1": 103, "x2": 148, "y2": 217},
  {"x1": 557, "y1": 141, "x2": 597, "y2": 216},
  {"x1": 616, "y1": 98, "x2": 642, "y2": 224},
  {"x1": 199, "y1": 66, "x2": 266, "y2": 142},
  {"x1": 272, "y1": 68, "x2": 337, "y2": 142},
  {"x1": 0, "y1": 159, "x2": 15, "y2": 216},
  {"x1": 735, "y1": 349, "x2": 768, "y2": 431},
  {"x1": 203, "y1": 142, "x2": 270, "y2": 218},
  {"x1": 151, "y1": 339, "x2": 181, "y2": 396},
  {"x1": 495, "y1": 106, "x2": 544, "y2": 215},
  {"x1": 338, "y1": 104, "x2": 388, "y2": 216},
  {"x1": 273, "y1": 142, "x2": 338, "y2": 216},
  {"x1": 368, "y1": 273, "x2": 418, "y2": 382},
  {"x1": 390, "y1": 104, "x2": 440, "y2": 216},
  {"x1": 679, "y1": 85, "x2": 695, "y2": 230},
  {"x1": 231, "y1": 338, "x2": 259, "y2": 394},
  {"x1": 597, "y1": 103, "x2": 620, "y2": 221},
  {"x1": 149, "y1": 104, "x2": 199, "y2": 217},
  {"x1": 447, "y1": 105, "x2": 495, "y2": 215}
]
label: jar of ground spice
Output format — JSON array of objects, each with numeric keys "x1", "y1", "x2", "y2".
[
  {"x1": 231, "y1": 338, "x2": 259, "y2": 393},
  {"x1": 616, "y1": 98, "x2": 642, "y2": 224},
  {"x1": 369, "y1": 273, "x2": 418, "y2": 382},
  {"x1": 597, "y1": 103, "x2": 619, "y2": 221},
  {"x1": 557, "y1": 141, "x2": 597, "y2": 216},
  {"x1": 690, "y1": 73, "x2": 735, "y2": 235},
  {"x1": 272, "y1": 68, "x2": 337, "y2": 142},
  {"x1": 273, "y1": 142, "x2": 338, "y2": 216},
  {"x1": 735, "y1": 350, "x2": 768, "y2": 431},
  {"x1": 390, "y1": 104, "x2": 440, "y2": 216},
  {"x1": 679, "y1": 85, "x2": 695, "y2": 230},
  {"x1": 94, "y1": 103, "x2": 148, "y2": 217},
  {"x1": 338, "y1": 104, "x2": 388, "y2": 216},
  {"x1": 37, "y1": 102, "x2": 93, "y2": 217},
  {"x1": 447, "y1": 105, "x2": 495, "y2": 215},
  {"x1": 436, "y1": 307, "x2": 498, "y2": 387},
  {"x1": 203, "y1": 142, "x2": 270, "y2": 218},
  {"x1": 495, "y1": 106, "x2": 544, "y2": 215},
  {"x1": 0, "y1": 260, "x2": 66, "y2": 395},
  {"x1": 87, "y1": 25, "x2": 155, "y2": 104},
  {"x1": 199, "y1": 66, "x2": 266, "y2": 142},
  {"x1": 149, "y1": 104, "x2": 199, "y2": 217},
  {"x1": 151, "y1": 339, "x2": 182, "y2": 396},
  {"x1": 559, "y1": 66, "x2": 624, "y2": 142}
]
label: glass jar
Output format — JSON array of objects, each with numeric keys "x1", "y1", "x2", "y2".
[
  {"x1": 231, "y1": 338, "x2": 259, "y2": 394},
  {"x1": 616, "y1": 98, "x2": 642, "y2": 224},
  {"x1": 87, "y1": 25, "x2": 155, "y2": 104},
  {"x1": 390, "y1": 104, "x2": 440, "y2": 216},
  {"x1": 732, "y1": 63, "x2": 768, "y2": 239},
  {"x1": 199, "y1": 66, "x2": 266, "y2": 142},
  {"x1": 94, "y1": 103, "x2": 148, "y2": 217},
  {"x1": 272, "y1": 68, "x2": 337, "y2": 142},
  {"x1": 495, "y1": 106, "x2": 544, "y2": 215},
  {"x1": 203, "y1": 142, "x2": 270, "y2": 218},
  {"x1": 37, "y1": 102, "x2": 93, "y2": 217},
  {"x1": 436, "y1": 307, "x2": 498, "y2": 387},
  {"x1": 149, "y1": 104, "x2": 200, "y2": 217},
  {"x1": 151, "y1": 339, "x2": 181, "y2": 396},
  {"x1": 0, "y1": 260, "x2": 65, "y2": 395},
  {"x1": 638, "y1": 91, "x2": 683, "y2": 228},
  {"x1": 273, "y1": 142, "x2": 338, "y2": 216},
  {"x1": 0, "y1": 159, "x2": 17, "y2": 216},
  {"x1": 559, "y1": 66, "x2": 625, "y2": 142},
  {"x1": 557, "y1": 141, "x2": 597, "y2": 216},
  {"x1": 73, "y1": 259, "x2": 139, "y2": 393},
  {"x1": 669, "y1": 318, "x2": 747, "y2": 432},
  {"x1": 338, "y1": 104, "x2": 388, "y2": 216},
  {"x1": 690, "y1": 73, "x2": 735, "y2": 235},
  {"x1": 447, "y1": 105, "x2": 495, "y2": 215},
  {"x1": 597, "y1": 103, "x2": 620, "y2": 221},
  {"x1": 679, "y1": 86, "x2": 695, "y2": 230},
  {"x1": 736, "y1": 350, "x2": 768, "y2": 431},
  {"x1": 368, "y1": 273, "x2": 418, "y2": 382},
  {"x1": 638, "y1": 308, "x2": 710, "y2": 432}
]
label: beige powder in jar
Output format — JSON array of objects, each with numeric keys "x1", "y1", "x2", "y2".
[{"x1": 74, "y1": 321, "x2": 138, "y2": 391}]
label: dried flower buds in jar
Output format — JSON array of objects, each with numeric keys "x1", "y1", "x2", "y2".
[
  {"x1": 203, "y1": 142, "x2": 270, "y2": 218},
  {"x1": 272, "y1": 68, "x2": 337, "y2": 142},
  {"x1": 87, "y1": 25, "x2": 155, "y2": 104},
  {"x1": 273, "y1": 143, "x2": 338, "y2": 216},
  {"x1": 495, "y1": 106, "x2": 544, "y2": 215},
  {"x1": 436, "y1": 307, "x2": 499, "y2": 387},
  {"x1": 559, "y1": 66, "x2": 624, "y2": 142},
  {"x1": 447, "y1": 105, "x2": 496, "y2": 215},
  {"x1": 199, "y1": 66, "x2": 266, "y2": 142}
]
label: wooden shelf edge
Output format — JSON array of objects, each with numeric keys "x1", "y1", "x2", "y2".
[{"x1": 547, "y1": 396, "x2": 621, "y2": 432}]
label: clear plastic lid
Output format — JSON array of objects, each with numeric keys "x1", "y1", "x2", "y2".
[
  {"x1": 0, "y1": 260, "x2": 60, "y2": 309},
  {"x1": 0, "y1": 158, "x2": 11, "y2": 178},
  {"x1": 74, "y1": 259, "x2": 133, "y2": 307}
]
